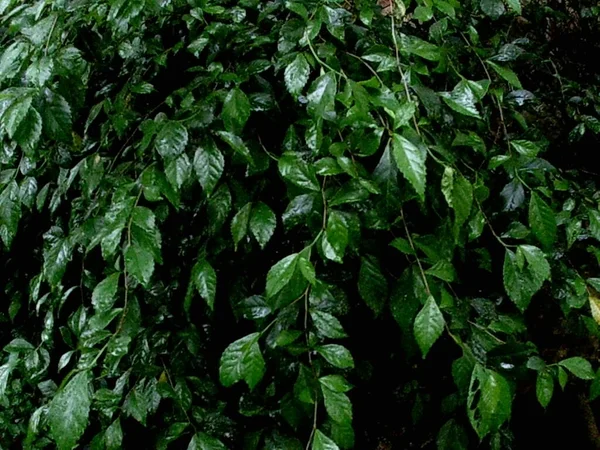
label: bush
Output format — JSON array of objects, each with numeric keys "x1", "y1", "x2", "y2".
[{"x1": 1, "y1": 0, "x2": 600, "y2": 448}]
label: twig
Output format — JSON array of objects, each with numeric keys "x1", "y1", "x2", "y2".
[{"x1": 400, "y1": 207, "x2": 431, "y2": 296}]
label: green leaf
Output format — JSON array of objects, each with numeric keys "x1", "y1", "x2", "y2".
[
  {"x1": 505, "y1": 0, "x2": 522, "y2": 14},
  {"x1": 0, "y1": 181, "x2": 21, "y2": 248},
  {"x1": 4, "y1": 338, "x2": 34, "y2": 353},
  {"x1": 487, "y1": 61, "x2": 522, "y2": 89},
  {"x1": 0, "y1": 42, "x2": 29, "y2": 81},
  {"x1": 441, "y1": 167, "x2": 473, "y2": 231},
  {"x1": 298, "y1": 255, "x2": 316, "y2": 285},
  {"x1": 125, "y1": 244, "x2": 155, "y2": 286},
  {"x1": 48, "y1": 371, "x2": 91, "y2": 450},
  {"x1": 165, "y1": 154, "x2": 192, "y2": 189},
  {"x1": 467, "y1": 364, "x2": 512, "y2": 439},
  {"x1": 322, "y1": 210, "x2": 349, "y2": 263},
  {"x1": 437, "y1": 419, "x2": 469, "y2": 450},
  {"x1": 231, "y1": 202, "x2": 252, "y2": 249},
  {"x1": 558, "y1": 366, "x2": 568, "y2": 390},
  {"x1": 413, "y1": 295, "x2": 445, "y2": 358},
  {"x1": 558, "y1": 357, "x2": 595, "y2": 380},
  {"x1": 392, "y1": 134, "x2": 427, "y2": 201},
  {"x1": 399, "y1": 34, "x2": 441, "y2": 61},
  {"x1": 480, "y1": 0, "x2": 505, "y2": 19},
  {"x1": 249, "y1": 202, "x2": 276, "y2": 249},
  {"x1": 307, "y1": 72, "x2": 337, "y2": 119},
  {"x1": 320, "y1": 381, "x2": 352, "y2": 425},
  {"x1": 279, "y1": 153, "x2": 320, "y2": 192},
  {"x1": 528, "y1": 192, "x2": 557, "y2": 249},
  {"x1": 192, "y1": 260, "x2": 217, "y2": 310},
  {"x1": 319, "y1": 375, "x2": 352, "y2": 393},
  {"x1": 1, "y1": 95, "x2": 32, "y2": 138},
  {"x1": 285, "y1": 53, "x2": 311, "y2": 97},
  {"x1": 105, "y1": 418, "x2": 123, "y2": 450},
  {"x1": 358, "y1": 256, "x2": 388, "y2": 316},
  {"x1": 156, "y1": 121, "x2": 188, "y2": 159},
  {"x1": 91, "y1": 273, "x2": 120, "y2": 313},
  {"x1": 441, "y1": 81, "x2": 481, "y2": 119},
  {"x1": 511, "y1": 140, "x2": 540, "y2": 157},
  {"x1": 312, "y1": 430, "x2": 340, "y2": 450},
  {"x1": 311, "y1": 310, "x2": 347, "y2": 339},
  {"x1": 194, "y1": 139, "x2": 224, "y2": 196},
  {"x1": 426, "y1": 260, "x2": 456, "y2": 282},
  {"x1": 216, "y1": 131, "x2": 253, "y2": 164},
  {"x1": 503, "y1": 246, "x2": 550, "y2": 311},
  {"x1": 42, "y1": 90, "x2": 72, "y2": 143},
  {"x1": 316, "y1": 344, "x2": 354, "y2": 369},
  {"x1": 536, "y1": 370, "x2": 554, "y2": 408},
  {"x1": 266, "y1": 253, "x2": 299, "y2": 298},
  {"x1": 222, "y1": 87, "x2": 251, "y2": 135},
  {"x1": 13, "y1": 106, "x2": 42, "y2": 150},
  {"x1": 219, "y1": 332, "x2": 265, "y2": 389},
  {"x1": 188, "y1": 433, "x2": 227, "y2": 450}
]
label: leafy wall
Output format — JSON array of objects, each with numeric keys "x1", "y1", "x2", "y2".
[{"x1": 1, "y1": 0, "x2": 600, "y2": 449}]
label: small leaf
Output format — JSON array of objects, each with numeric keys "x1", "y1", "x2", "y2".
[
  {"x1": 91, "y1": 273, "x2": 120, "y2": 313},
  {"x1": 487, "y1": 61, "x2": 522, "y2": 89},
  {"x1": 231, "y1": 202, "x2": 252, "y2": 249},
  {"x1": 48, "y1": 371, "x2": 91, "y2": 450},
  {"x1": 358, "y1": 256, "x2": 388, "y2": 316},
  {"x1": 42, "y1": 90, "x2": 72, "y2": 143},
  {"x1": 558, "y1": 357, "x2": 595, "y2": 380},
  {"x1": 192, "y1": 260, "x2": 217, "y2": 310},
  {"x1": 413, "y1": 295, "x2": 445, "y2": 358},
  {"x1": 105, "y1": 418, "x2": 123, "y2": 450},
  {"x1": 219, "y1": 333, "x2": 265, "y2": 389},
  {"x1": 529, "y1": 192, "x2": 557, "y2": 249},
  {"x1": 285, "y1": 53, "x2": 311, "y2": 97},
  {"x1": 125, "y1": 244, "x2": 155, "y2": 286},
  {"x1": 216, "y1": 131, "x2": 253, "y2": 164},
  {"x1": 222, "y1": 87, "x2": 251, "y2": 135},
  {"x1": 392, "y1": 134, "x2": 427, "y2": 200},
  {"x1": 437, "y1": 419, "x2": 469, "y2": 450},
  {"x1": 536, "y1": 370, "x2": 554, "y2": 408},
  {"x1": 249, "y1": 202, "x2": 276, "y2": 249},
  {"x1": 266, "y1": 253, "x2": 299, "y2": 298},
  {"x1": 1, "y1": 95, "x2": 32, "y2": 138},
  {"x1": 316, "y1": 344, "x2": 354, "y2": 369},
  {"x1": 322, "y1": 210, "x2": 349, "y2": 263}
]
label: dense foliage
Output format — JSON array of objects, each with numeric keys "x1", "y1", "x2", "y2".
[{"x1": 2, "y1": 0, "x2": 600, "y2": 448}]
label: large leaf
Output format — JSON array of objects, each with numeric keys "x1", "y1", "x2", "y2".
[
  {"x1": 42, "y1": 90, "x2": 72, "y2": 143},
  {"x1": 413, "y1": 295, "x2": 445, "y2": 358},
  {"x1": 278, "y1": 153, "x2": 320, "y2": 192},
  {"x1": 441, "y1": 81, "x2": 481, "y2": 119},
  {"x1": 48, "y1": 371, "x2": 92, "y2": 450},
  {"x1": 316, "y1": 344, "x2": 354, "y2": 369},
  {"x1": 219, "y1": 333, "x2": 265, "y2": 389},
  {"x1": 467, "y1": 364, "x2": 512, "y2": 439},
  {"x1": 320, "y1": 381, "x2": 352, "y2": 425},
  {"x1": 0, "y1": 181, "x2": 21, "y2": 248},
  {"x1": 392, "y1": 134, "x2": 427, "y2": 200},
  {"x1": 503, "y1": 246, "x2": 550, "y2": 311}
]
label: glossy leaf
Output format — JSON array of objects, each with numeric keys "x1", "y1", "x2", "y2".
[{"x1": 219, "y1": 333, "x2": 265, "y2": 389}]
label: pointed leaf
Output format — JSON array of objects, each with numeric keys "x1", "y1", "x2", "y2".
[
  {"x1": 285, "y1": 53, "x2": 311, "y2": 97},
  {"x1": 392, "y1": 134, "x2": 427, "y2": 200},
  {"x1": 249, "y1": 202, "x2": 276, "y2": 249},
  {"x1": 193, "y1": 260, "x2": 217, "y2": 310},
  {"x1": 156, "y1": 121, "x2": 188, "y2": 159},
  {"x1": 222, "y1": 87, "x2": 251, "y2": 135},
  {"x1": 194, "y1": 139, "x2": 224, "y2": 196},
  {"x1": 266, "y1": 253, "x2": 299, "y2": 298},
  {"x1": 92, "y1": 273, "x2": 120, "y2": 313},
  {"x1": 528, "y1": 192, "x2": 557, "y2": 249},
  {"x1": 414, "y1": 295, "x2": 445, "y2": 358},
  {"x1": 125, "y1": 244, "x2": 154, "y2": 286},
  {"x1": 48, "y1": 371, "x2": 91, "y2": 450},
  {"x1": 358, "y1": 256, "x2": 388, "y2": 316},
  {"x1": 219, "y1": 333, "x2": 265, "y2": 389}
]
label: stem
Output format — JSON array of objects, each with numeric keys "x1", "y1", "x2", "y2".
[{"x1": 400, "y1": 207, "x2": 431, "y2": 296}]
